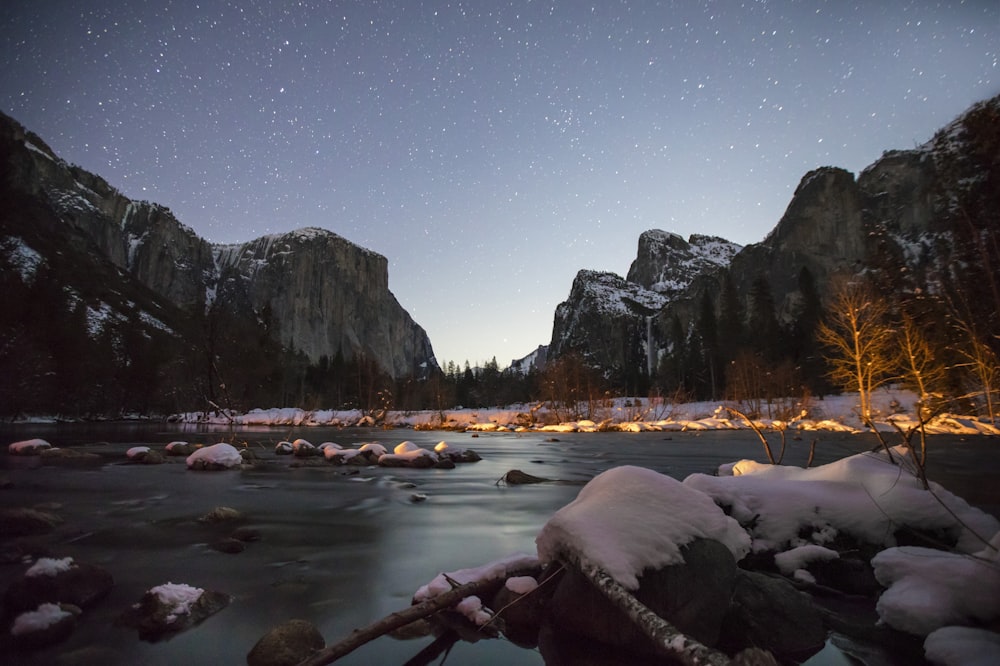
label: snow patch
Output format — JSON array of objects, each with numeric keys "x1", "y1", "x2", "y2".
[{"x1": 10, "y1": 603, "x2": 71, "y2": 636}]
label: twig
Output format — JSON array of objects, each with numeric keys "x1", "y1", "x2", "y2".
[{"x1": 725, "y1": 407, "x2": 776, "y2": 464}]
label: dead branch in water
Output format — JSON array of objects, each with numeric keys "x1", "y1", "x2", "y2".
[
  {"x1": 725, "y1": 407, "x2": 782, "y2": 464},
  {"x1": 297, "y1": 568, "x2": 536, "y2": 665}
]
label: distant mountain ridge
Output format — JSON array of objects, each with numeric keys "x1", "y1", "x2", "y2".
[
  {"x1": 540, "y1": 94, "x2": 1000, "y2": 388},
  {"x1": 0, "y1": 110, "x2": 437, "y2": 381}
]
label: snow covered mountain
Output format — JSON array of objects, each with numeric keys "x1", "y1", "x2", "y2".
[
  {"x1": 627, "y1": 231, "x2": 742, "y2": 296},
  {"x1": 544, "y1": 93, "x2": 1000, "y2": 385},
  {"x1": 0, "y1": 110, "x2": 437, "y2": 381}
]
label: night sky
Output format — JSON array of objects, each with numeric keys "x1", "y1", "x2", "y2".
[{"x1": 2, "y1": 1, "x2": 997, "y2": 368}]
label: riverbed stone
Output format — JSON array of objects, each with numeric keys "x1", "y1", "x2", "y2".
[
  {"x1": 247, "y1": 618, "x2": 325, "y2": 666},
  {"x1": 118, "y1": 586, "x2": 229, "y2": 641},
  {"x1": 719, "y1": 569, "x2": 826, "y2": 661},
  {"x1": 7, "y1": 439, "x2": 51, "y2": 455},
  {"x1": 8, "y1": 602, "x2": 80, "y2": 650},
  {"x1": 3, "y1": 561, "x2": 114, "y2": 616},
  {"x1": 0, "y1": 508, "x2": 62, "y2": 539},
  {"x1": 548, "y1": 537, "x2": 737, "y2": 652},
  {"x1": 164, "y1": 442, "x2": 195, "y2": 456},
  {"x1": 210, "y1": 538, "x2": 246, "y2": 554},
  {"x1": 39, "y1": 448, "x2": 102, "y2": 465},
  {"x1": 198, "y1": 506, "x2": 243, "y2": 524}
]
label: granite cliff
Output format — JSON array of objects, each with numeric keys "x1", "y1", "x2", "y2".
[
  {"x1": 0, "y1": 110, "x2": 437, "y2": 381},
  {"x1": 545, "y1": 94, "x2": 1000, "y2": 384}
]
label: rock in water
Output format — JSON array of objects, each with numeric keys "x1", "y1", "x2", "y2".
[
  {"x1": 719, "y1": 569, "x2": 826, "y2": 662},
  {"x1": 3, "y1": 559, "x2": 113, "y2": 616},
  {"x1": 118, "y1": 582, "x2": 229, "y2": 642},
  {"x1": 547, "y1": 538, "x2": 737, "y2": 653},
  {"x1": 247, "y1": 618, "x2": 325, "y2": 666}
]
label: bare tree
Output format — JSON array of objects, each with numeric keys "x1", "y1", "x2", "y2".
[
  {"x1": 896, "y1": 312, "x2": 948, "y2": 411},
  {"x1": 816, "y1": 277, "x2": 898, "y2": 424},
  {"x1": 952, "y1": 318, "x2": 999, "y2": 424}
]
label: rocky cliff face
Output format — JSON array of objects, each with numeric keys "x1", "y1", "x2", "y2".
[
  {"x1": 0, "y1": 111, "x2": 436, "y2": 379},
  {"x1": 627, "y1": 231, "x2": 741, "y2": 295},
  {"x1": 549, "y1": 270, "x2": 667, "y2": 377},
  {"x1": 549, "y1": 233, "x2": 741, "y2": 377},
  {"x1": 214, "y1": 228, "x2": 436, "y2": 378},
  {"x1": 544, "y1": 94, "x2": 1000, "y2": 380}
]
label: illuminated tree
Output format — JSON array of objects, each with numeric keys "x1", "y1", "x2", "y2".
[{"x1": 816, "y1": 277, "x2": 898, "y2": 423}]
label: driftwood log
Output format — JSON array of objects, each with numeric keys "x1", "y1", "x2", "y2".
[{"x1": 296, "y1": 568, "x2": 535, "y2": 666}]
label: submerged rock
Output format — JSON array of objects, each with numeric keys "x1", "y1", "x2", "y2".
[{"x1": 0, "y1": 508, "x2": 63, "y2": 539}]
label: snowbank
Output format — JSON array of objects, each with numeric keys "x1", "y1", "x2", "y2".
[
  {"x1": 535, "y1": 466, "x2": 751, "y2": 589},
  {"x1": 925, "y1": 626, "x2": 1000, "y2": 666},
  {"x1": 164, "y1": 389, "x2": 1000, "y2": 435},
  {"x1": 873, "y1": 536, "x2": 1000, "y2": 636},
  {"x1": 684, "y1": 447, "x2": 999, "y2": 554}
]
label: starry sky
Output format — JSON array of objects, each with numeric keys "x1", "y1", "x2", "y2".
[{"x1": 2, "y1": 1, "x2": 998, "y2": 369}]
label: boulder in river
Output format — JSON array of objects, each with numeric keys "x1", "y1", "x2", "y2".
[
  {"x1": 247, "y1": 618, "x2": 325, "y2": 666},
  {"x1": 118, "y1": 582, "x2": 229, "y2": 641},
  {"x1": 7, "y1": 602, "x2": 80, "y2": 650},
  {"x1": 3, "y1": 557, "x2": 114, "y2": 617}
]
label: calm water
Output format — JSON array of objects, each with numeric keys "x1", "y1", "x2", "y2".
[{"x1": 1, "y1": 424, "x2": 996, "y2": 665}]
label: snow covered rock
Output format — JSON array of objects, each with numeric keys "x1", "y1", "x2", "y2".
[
  {"x1": 118, "y1": 582, "x2": 229, "y2": 641},
  {"x1": 924, "y1": 626, "x2": 1000, "y2": 666},
  {"x1": 378, "y1": 442, "x2": 438, "y2": 468},
  {"x1": 434, "y1": 441, "x2": 482, "y2": 463},
  {"x1": 185, "y1": 443, "x2": 243, "y2": 470},
  {"x1": 291, "y1": 438, "x2": 318, "y2": 457},
  {"x1": 490, "y1": 576, "x2": 546, "y2": 647},
  {"x1": 164, "y1": 441, "x2": 195, "y2": 456},
  {"x1": 3, "y1": 557, "x2": 114, "y2": 617},
  {"x1": 873, "y1": 543, "x2": 1000, "y2": 636},
  {"x1": 7, "y1": 438, "x2": 51, "y2": 455},
  {"x1": 685, "y1": 448, "x2": 999, "y2": 555},
  {"x1": 536, "y1": 465, "x2": 750, "y2": 588},
  {"x1": 126, "y1": 446, "x2": 164, "y2": 464},
  {"x1": 8, "y1": 602, "x2": 80, "y2": 650}
]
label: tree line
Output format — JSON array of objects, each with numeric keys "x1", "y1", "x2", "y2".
[{"x1": 1, "y1": 260, "x2": 996, "y2": 423}]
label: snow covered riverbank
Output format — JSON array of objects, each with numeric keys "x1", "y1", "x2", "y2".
[{"x1": 168, "y1": 389, "x2": 1000, "y2": 436}]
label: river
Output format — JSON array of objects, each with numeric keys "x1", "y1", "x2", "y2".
[{"x1": 1, "y1": 423, "x2": 997, "y2": 665}]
